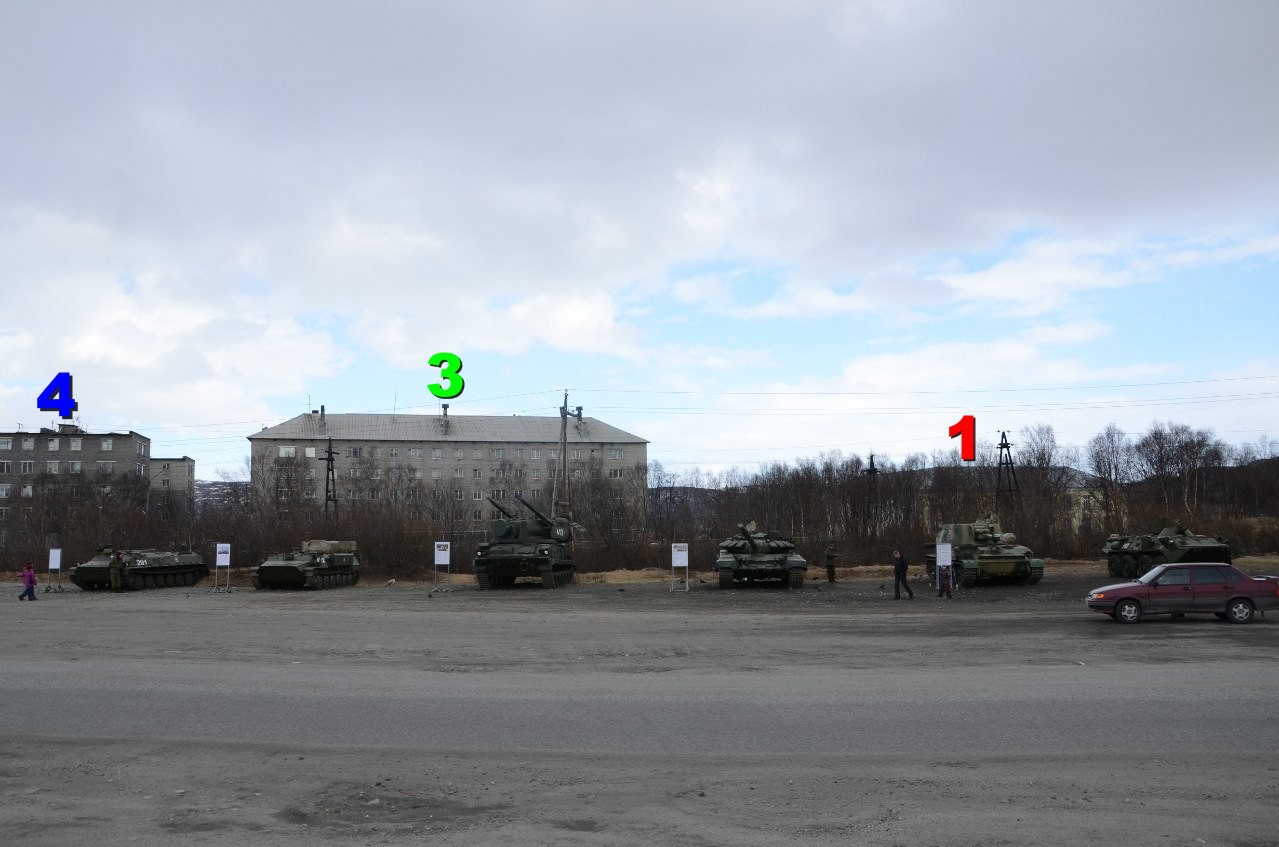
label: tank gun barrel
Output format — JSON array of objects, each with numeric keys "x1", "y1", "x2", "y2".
[
  {"x1": 736, "y1": 523, "x2": 760, "y2": 552},
  {"x1": 486, "y1": 497, "x2": 516, "y2": 519},
  {"x1": 514, "y1": 493, "x2": 554, "y2": 526}
]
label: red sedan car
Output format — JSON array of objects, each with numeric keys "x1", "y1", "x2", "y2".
[{"x1": 1086, "y1": 562, "x2": 1279, "y2": 624}]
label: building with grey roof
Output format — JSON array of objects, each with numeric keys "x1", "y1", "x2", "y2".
[{"x1": 247, "y1": 407, "x2": 648, "y2": 525}]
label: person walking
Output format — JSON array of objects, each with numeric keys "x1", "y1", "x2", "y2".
[
  {"x1": 891, "y1": 549, "x2": 914, "y2": 599},
  {"x1": 824, "y1": 543, "x2": 840, "y2": 583},
  {"x1": 18, "y1": 562, "x2": 38, "y2": 601}
]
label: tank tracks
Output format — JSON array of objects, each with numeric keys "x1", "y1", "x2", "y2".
[
  {"x1": 251, "y1": 571, "x2": 359, "y2": 590},
  {"x1": 787, "y1": 568, "x2": 805, "y2": 589},
  {"x1": 75, "y1": 571, "x2": 205, "y2": 591},
  {"x1": 475, "y1": 569, "x2": 574, "y2": 589}
]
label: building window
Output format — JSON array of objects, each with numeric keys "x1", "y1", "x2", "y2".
[
  {"x1": 0, "y1": 461, "x2": 8, "y2": 473},
  {"x1": 137, "y1": 463, "x2": 145, "y2": 476},
  {"x1": 20, "y1": 461, "x2": 34, "y2": 474},
  {"x1": 0, "y1": 506, "x2": 7, "y2": 519},
  {"x1": 348, "y1": 468, "x2": 363, "y2": 478},
  {"x1": 97, "y1": 461, "x2": 114, "y2": 474},
  {"x1": 47, "y1": 461, "x2": 59, "y2": 474},
  {"x1": 369, "y1": 489, "x2": 380, "y2": 500},
  {"x1": 472, "y1": 469, "x2": 482, "y2": 478},
  {"x1": 549, "y1": 449, "x2": 559, "y2": 460},
  {"x1": 572, "y1": 469, "x2": 581, "y2": 479},
  {"x1": 101, "y1": 438, "x2": 113, "y2": 451},
  {"x1": 137, "y1": 441, "x2": 146, "y2": 455},
  {"x1": 278, "y1": 446, "x2": 296, "y2": 458},
  {"x1": 388, "y1": 447, "x2": 400, "y2": 458},
  {"x1": 454, "y1": 490, "x2": 463, "y2": 500},
  {"x1": 609, "y1": 468, "x2": 623, "y2": 479},
  {"x1": 529, "y1": 489, "x2": 541, "y2": 499},
  {"x1": 531, "y1": 469, "x2": 541, "y2": 479},
  {"x1": 0, "y1": 438, "x2": 10, "y2": 450},
  {"x1": 48, "y1": 438, "x2": 59, "y2": 451},
  {"x1": 431, "y1": 448, "x2": 442, "y2": 460},
  {"x1": 468, "y1": 449, "x2": 479, "y2": 459},
  {"x1": 572, "y1": 449, "x2": 582, "y2": 460},
  {"x1": 492, "y1": 449, "x2": 504, "y2": 459},
  {"x1": 413, "y1": 469, "x2": 423, "y2": 479},
  {"x1": 454, "y1": 468, "x2": 464, "y2": 478},
  {"x1": 70, "y1": 438, "x2": 81, "y2": 451},
  {"x1": 305, "y1": 447, "x2": 316, "y2": 458},
  {"x1": 408, "y1": 448, "x2": 422, "y2": 458},
  {"x1": 20, "y1": 485, "x2": 32, "y2": 498},
  {"x1": 22, "y1": 438, "x2": 35, "y2": 451},
  {"x1": 100, "y1": 485, "x2": 112, "y2": 495},
  {"x1": 303, "y1": 490, "x2": 315, "y2": 499},
  {"x1": 370, "y1": 447, "x2": 381, "y2": 458},
  {"x1": 69, "y1": 461, "x2": 81, "y2": 473},
  {"x1": 472, "y1": 510, "x2": 483, "y2": 521},
  {"x1": 431, "y1": 469, "x2": 442, "y2": 480},
  {"x1": 529, "y1": 449, "x2": 540, "y2": 460},
  {"x1": 161, "y1": 478, "x2": 170, "y2": 487},
  {"x1": 371, "y1": 469, "x2": 382, "y2": 479},
  {"x1": 472, "y1": 490, "x2": 483, "y2": 500},
  {"x1": 609, "y1": 448, "x2": 624, "y2": 460},
  {"x1": 0, "y1": 485, "x2": 8, "y2": 497},
  {"x1": 492, "y1": 489, "x2": 506, "y2": 499},
  {"x1": 347, "y1": 447, "x2": 363, "y2": 458}
]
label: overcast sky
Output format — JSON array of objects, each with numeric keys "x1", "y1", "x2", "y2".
[{"x1": 2, "y1": 0, "x2": 1276, "y2": 479}]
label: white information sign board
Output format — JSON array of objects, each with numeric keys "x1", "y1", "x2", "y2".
[
  {"x1": 48, "y1": 548, "x2": 62, "y2": 571},
  {"x1": 434, "y1": 542, "x2": 451, "y2": 566},
  {"x1": 670, "y1": 542, "x2": 690, "y2": 592},
  {"x1": 935, "y1": 542, "x2": 953, "y2": 590},
  {"x1": 215, "y1": 543, "x2": 231, "y2": 567},
  {"x1": 213, "y1": 543, "x2": 232, "y2": 592},
  {"x1": 434, "y1": 541, "x2": 452, "y2": 590}
]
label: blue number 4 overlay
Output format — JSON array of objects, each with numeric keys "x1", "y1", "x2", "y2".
[{"x1": 38, "y1": 372, "x2": 79, "y2": 419}]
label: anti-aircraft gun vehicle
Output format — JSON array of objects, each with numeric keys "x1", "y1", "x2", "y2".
[
  {"x1": 473, "y1": 495, "x2": 576, "y2": 589},
  {"x1": 69, "y1": 546, "x2": 209, "y2": 591},
  {"x1": 251, "y1": 540, "x2": 361, "y2": 590},
  {"x1": 1102, "y1": 522, "x2": 1232, "y2": 579},
  {"x1": 924, "y1": 515, "x2": 1045, "y2": 588},
  {"x1": 715, "y1": 522, "x2": 808, "y2": 589}
]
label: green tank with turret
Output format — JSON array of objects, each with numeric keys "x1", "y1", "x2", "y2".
[
  {"x1": 69, "y1": 547, "x2": 209, "y2": 591},
  {"x1": 924, "y1": 515, "x2": 1044, "y2": 588},
  {"x1": 715, "y1": 522, "x2": 808, "y2": 589},
  {"x1": 1103, "y1": 523, "x2": 1232, "y2": 579},
  {"x1": 474, "y1": 495, "x2": 576, "y2": 589},
  {"x1": 251, "y1": 540, "x2": 361, "y2": 590}
]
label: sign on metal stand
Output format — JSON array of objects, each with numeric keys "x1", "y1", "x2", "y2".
[
  {"x1": 670, "y1": 542, "x2": 690, "y2": 592},
  {"x1": 213, "y1": 543, "x2": 231, "y2": 592},
  {"x1": 936, "y1": 542, "x2": 953, "y2": 592},
  {"x1": 434, "y1": 541, "x2": 452, "y2": 591},
  {"x1": 46, "y1": 548, "x2": 64, "y2": 593}
]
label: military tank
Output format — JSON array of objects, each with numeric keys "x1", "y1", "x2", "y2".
[
  {"x1": 1103, "y1": 523, "x2": 1232, "y2": 579},
  {"x1": 474, "y1": 495, "x2": 576, "y2": 589},
  {"x1": 251, "y1": 540, "x2": 361, "y2": 590},
  {"x1": 924, "y1": 515, "x2": 1044, "y2": 588},
  {"x1": 715, "y1": 522, "x2": 808, "y2": 589},
  {"x1": 69, "y1": 546, "x2": 209, "y2": 591}
]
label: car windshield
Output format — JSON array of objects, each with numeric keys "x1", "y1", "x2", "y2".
[{"x1": 1136, "y1": 565, "x2": 1168, "y2": 585}]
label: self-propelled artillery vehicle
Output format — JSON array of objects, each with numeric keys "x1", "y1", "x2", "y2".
[
  {"x1": 715, "y1": 522, "x2": 808, "y2": 589},
  {"x1": 1103, "y1": 523, "x2": 1232, "y2": 579},
  {"x1": 924, "y1": 515, "x2": 1045, "y2": 588},
  {"x1": 473, "y1": 495, "x2": 576, "y2": 589},
  {"x1": 69, "y1": 546, "x2": 209, "y2": 591},
  {"x1": 251, "y1": 540, "x2": 361, "y2": 590}
]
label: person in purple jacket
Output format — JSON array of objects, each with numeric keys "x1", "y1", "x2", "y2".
[{"x1": 18, "y1": 562, "x2": 37, "y2": 601}]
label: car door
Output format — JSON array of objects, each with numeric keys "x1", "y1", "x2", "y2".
[
  {"x1": 1147, "y1": 566, "x2": 1194, "y2": 613},
  {"x1": 1191, "y1": 566, "x2": 1234, "y2": 613}
]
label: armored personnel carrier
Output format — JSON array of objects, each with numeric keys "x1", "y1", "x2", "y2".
[
  {"x1": 251, "y1": 540, "x2": 361, "y2": 590},
  {"x1": 715, "y1": 522, "x2": 808, "y2": 589},
  {"x1": 474, "y1": 495, "x2": 576, "y2": 589},
  {"x1": 1103, "y1": 523, "x2": 1232, "y2": 579},
  {"x1": 924, "y1": 515, "x2": 1044, "y2": 588},
  {"x1": 69, "y1": 547, "x2": 209, "y2": 591}
]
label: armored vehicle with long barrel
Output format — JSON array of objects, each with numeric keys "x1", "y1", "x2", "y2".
[
  {"x1": 924, "y1": 515, "x2": 1044, "y2": 588},
  {"x1": 69, "y1": 547, "x2": 209, "y2": 591},
  {"x1": 715, "y1": 522, "x2": 808, "y2": 589},
  {"x1": 251, "y1": 540, "x2": 361, "y2": 590},
  {"x1": 1103, "y1": 523, "x2": 1232, "y2": 579},
  {"x1": 474, "y1": 495, "x2": 576, "y2": 589}
]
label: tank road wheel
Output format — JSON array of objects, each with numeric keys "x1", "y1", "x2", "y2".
[
  {"x1": 1226, "y1": 599, "x2": 1255, "y2": 625},
  {"x1": 1107, "y1": 555, "x2": 1122, "y2": 578},
  {"x1": 1114, "y1": 599, "x2": 1142, "y2": 624},
  {"x1": 718, "y1": 568, "x2": 733, "y2": 590},
  {"x1": 128, "y1": 576, "x2": 142, "y2": 591},
  {"x1": 787, "y1": 569, "x2": 804, "y2": 590},
  {"x1": 476, "y1": 573, "x2": 491, "y2": 590},
  {"x1": 1121, "y1": 555, "x2": 1137, "y2": 578},
  {"x1": 958, "y1": 567, "x2": 977, "y2": 589},
  {"x1": 1137, "y1": 554, "x2": 1153, "y2": 576},
  {"x1": 1150, "y1": 554, "x2": 1166, "y2": 569}
]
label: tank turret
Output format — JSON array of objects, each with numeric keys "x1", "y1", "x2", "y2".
[
  {"x1": 924, "y1": 514, "x2": 1045, "y2": 588},
  {"x1": 715, "y1": 521, "x2": 808, "y2": 589},
  {"x1": 473, "y1": 496, "x2": 577, "y2": 589}
]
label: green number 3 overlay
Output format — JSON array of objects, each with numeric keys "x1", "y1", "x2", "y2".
[{"x1": 428, "y1": 352, "x2": 465, "y2": 399}]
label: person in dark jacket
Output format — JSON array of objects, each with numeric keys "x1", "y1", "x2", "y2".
[{"x1": 891, "y1": 550, "x2": 913, "y2": 599}]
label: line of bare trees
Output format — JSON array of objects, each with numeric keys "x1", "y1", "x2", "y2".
[{"x1": 5, "y1": 419, "x2": 1275, "y2": 577}]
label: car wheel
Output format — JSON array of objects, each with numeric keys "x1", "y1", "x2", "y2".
[
  {"x1": 1226, "y1": 599, "x2": 1255, "y2": 624},
  {"x1": 1114, "y1": 599, "x2": 1142, "y2": 624}
]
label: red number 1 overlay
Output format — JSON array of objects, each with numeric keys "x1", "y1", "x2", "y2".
[{"x1": 949, "y1": 414, "x2": 976, "y2": 461}]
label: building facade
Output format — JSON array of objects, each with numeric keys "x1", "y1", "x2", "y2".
[
  {"x1": 247, "y1": 408, "x2": 648, "y2": 525},
  {"x1": 148, "y1": 456, "x2": 196, "y2": 516}
]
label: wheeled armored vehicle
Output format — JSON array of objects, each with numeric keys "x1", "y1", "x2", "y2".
[
  {"x1": 474, "y1": 495, "x2": 576, "y2": 589},
  {"x1": 69, "y1": 547, "x2": 209, "y2": 591},
  {"x1": 251, "y1": 540, "x2": 361, "y2": 590},
  {"x1": 1103, "y1": 523, "x2": 1232, "y2": 579},
  {"x1": 715, "y1": 522, "x2": 808, "y2": 589},
  {"x1": 924, "y1": 515, "x2": 1044, "y2": 588}
]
